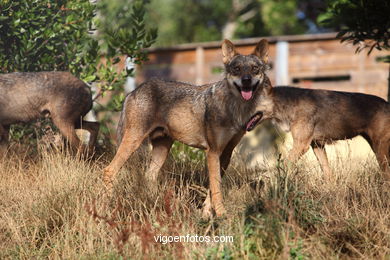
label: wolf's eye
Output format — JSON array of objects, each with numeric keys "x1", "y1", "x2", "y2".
[
  {"x1": 252, "y1": 66, "x2": 260, "y2": 73},
  {"x1": 233, "y1": 66, "x2": 240, "y2": 73}
]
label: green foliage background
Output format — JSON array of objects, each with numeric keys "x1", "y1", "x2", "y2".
[{"x1": 146, "y1": 0, "x2": 326, "y2": 46}]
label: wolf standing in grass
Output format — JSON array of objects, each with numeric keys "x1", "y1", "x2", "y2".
[{"x1": 103, "y1": 39, "x2": 269, "y2": 217}]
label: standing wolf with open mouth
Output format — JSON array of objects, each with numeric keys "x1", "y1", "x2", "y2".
[{"x1": 103, "y1": 39, "x2": 270, "y2": 217}]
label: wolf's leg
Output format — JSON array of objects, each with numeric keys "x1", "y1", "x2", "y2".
[
  {"x1": 202, "y1": 133, "x2": 243, "y2": 218},
  {"x1": 145, "y1": 136, "x2": 173, "y2": 182},
  {"x1": 103, "y1": 129, "x2": 147, "y2": 192},
  {"x1": 0, "y1": 125, "x2": 9, "y2": 155},
  {"x1": 220, "y1": 133, "x2": 244, "y2": 173},
  {"x1": 206, "y1": 150, "x2": 226, "y2": 217},
  {"x1": 76, "y1": 120, "x2": 100, "y2": 152},
  {"x1": 311, "y1": 142, "x2": 332, "y2": 178},
  {"x1": 372, "y1": 139, "x2": 390, "y2": 180},
  {"x1": 287, "y1": 123, "x2": 313, "y2": 162},
  {"x1": 52, "y1": 116, "x2": 86, "y2": 153}
]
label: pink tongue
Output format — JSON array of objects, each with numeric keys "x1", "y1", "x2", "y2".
[{"x1": 241, "y1": 90, "x2": 253, "y2": 101}]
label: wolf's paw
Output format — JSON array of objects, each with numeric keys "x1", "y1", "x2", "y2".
[
  {"x1": 214, "y1": 205, "x2": 227, "y2": 218},
  {"x1": 201, "y1": 197, "x2": 213, "y2": 219}
]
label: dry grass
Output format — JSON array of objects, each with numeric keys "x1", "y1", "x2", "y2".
[{"x1": 0, "y1": 142, "x2": 389, "y2": 259}]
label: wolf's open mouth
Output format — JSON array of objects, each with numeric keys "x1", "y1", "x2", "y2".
[
  {"x1": 246, "y1": 112, "x2": 263, "y2": 131},
  {"x1": 234, "y1": 81, "x2": 260, "y2": 101}
]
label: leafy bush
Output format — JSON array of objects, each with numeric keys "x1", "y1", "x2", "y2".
[{"x1": 319, "y1": 0, "x2": 389, "y2": 57}]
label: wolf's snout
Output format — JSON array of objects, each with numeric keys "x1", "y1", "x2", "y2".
[{"x1": 241, "y1": 75, "x2": 252, "y2": 86}]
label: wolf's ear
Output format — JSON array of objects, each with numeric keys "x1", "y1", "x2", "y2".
[
  {"x1": 252, "y1": 39, "x2": 269, "y2": 63},
  {"x1": 222, "y1": 39, "x2": 237, "y2": 64}
]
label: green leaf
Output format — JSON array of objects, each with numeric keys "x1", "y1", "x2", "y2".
[{"x1": 83, "y1": 74, "x2": 96, "y2": 82}]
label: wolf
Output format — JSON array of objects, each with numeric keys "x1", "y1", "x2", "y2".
[
  {"x1": 0, "y1": 71, "x2": 99, "y2": 153},
  {"x1": 253, "y1": 82, "x2": 390, "y2": 178},
  {"x1": 103, "y1": 39, "x2": 270, "y2": 217}
]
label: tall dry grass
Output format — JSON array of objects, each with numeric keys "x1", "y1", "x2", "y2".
[{"x1": 0, "y1": 142, "x2": 389, "y2": 259}]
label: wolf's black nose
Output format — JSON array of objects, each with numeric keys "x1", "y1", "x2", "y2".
[{"x1": 242, "y1": 75, "x2": 252, "y2": 85}]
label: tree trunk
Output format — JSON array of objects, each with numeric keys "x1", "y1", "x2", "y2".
[{"x1": 222, "y1": 21, "x2": 237, "y2": 40}]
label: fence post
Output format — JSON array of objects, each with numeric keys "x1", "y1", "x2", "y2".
[
  {"x1": 195, "y1": 46, "x2": 205, "y2": 85},
  {"x1": 275, "y1": 41, "x2": 289, "y2": 86}
]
